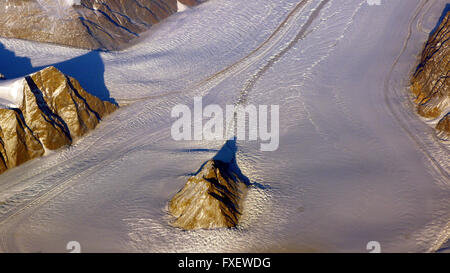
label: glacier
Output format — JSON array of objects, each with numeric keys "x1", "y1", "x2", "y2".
[{"x1": 0, "y1": 0, "x2": 448, "y2": 252}]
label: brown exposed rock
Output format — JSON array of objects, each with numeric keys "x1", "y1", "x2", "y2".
[
  {"x1": 169, "y1": 159, "x2": 247, "y2": 230},
  {"x1": 0, "y1": 74, "x2": 5, "y2": 80},
  {"x1": 0, "y1": 66, "x2": 117, "y2": 174},
  {"x1": 0, "y1": 0, "x2": 179, "y2": 50},
  {"x1": 436, "y1": 113, "x2": 450, "y2": 138},
  {"x1": 411, "y1": 10, "x2": 450, "y2": 139},
  {"x1": 178, "y1": 0, "x2": 202, "y2": 6},
  {"x1": 0, "y1": 109, "x2": 44, "y2": 171}
]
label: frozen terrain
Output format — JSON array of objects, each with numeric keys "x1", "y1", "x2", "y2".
[{"x1": 0, "y1": 0, "x2": 449, "y2": 252}]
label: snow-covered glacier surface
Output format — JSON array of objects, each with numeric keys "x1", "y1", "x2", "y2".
[{"x1": 0, "y1": 0, "x2": 449, "y2": 252}]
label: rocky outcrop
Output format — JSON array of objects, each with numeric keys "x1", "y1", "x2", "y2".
[
  {"x1": 169, "y1": 159, "x2": 247, "y2": 230},
  {"x1": 0, "y1": 66, "x2": 117, "y2": 174},
  {"x1": 437, "y1": 113, "x2": 450, "y2": 135},
  {"x1": 0, "y1": 109, "x2": 44, "y2": 172},
  {"x1": 411, "y1": 10, "x2": 450, "y2": 139},
  {"x1": 0, "y1": 0, "x2": 179, "y2": 50},
  {"x1": 178, "y1": 0, "x2": 203, "y2": 6}
]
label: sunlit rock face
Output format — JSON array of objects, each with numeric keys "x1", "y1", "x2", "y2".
[
  {"x1": 178, "y1": 0, "x2": 202, "y2": 6},
  {"x1": 0, "y1": 0, "x2": 179, "y2": 50},
  {"x1": 169, "y1": 160, "x2": 247, "y2": 230},
  {"x1": 437, "y1": 113, "x2": 450, "y2": 136},
  {"x1": 0, "y1": 109, "x2": 44, "y2": 172},
  {"x1": 0, "y1": 66, "x2": 117, "y2": 174},
  {"x1": 411, "y1": 11, "x2": 450, "y2": 139}
]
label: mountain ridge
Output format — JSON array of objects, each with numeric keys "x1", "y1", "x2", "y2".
[
  {"x1": 0, "y1": 66, "x2": 117, "y2": 174},
  {"x1": 0, "y1": 0, "x2": 202, "y2": 50},
  {"x1": 411, "y1": 10, "x2": 450, "y2": 139}
]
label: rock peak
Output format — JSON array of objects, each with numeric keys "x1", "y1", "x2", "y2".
[
  {"x1": 0, "y1": 66, "x2": 117, "y2": 174},
  {"x1": 411, "y1": 10, "x2": 450, "y2": 139},
  {"x1": 169, "y1": 159, "x2": 248, "y2": 230}
]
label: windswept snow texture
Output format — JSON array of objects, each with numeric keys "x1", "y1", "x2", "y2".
[{"x1": 0, "y1": 0, "x2": 449, "y2": 252}]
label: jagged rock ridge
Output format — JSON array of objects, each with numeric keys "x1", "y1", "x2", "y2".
[
  {"x1": 0, "y1": 0, "x2": 202, "y2": 50},
  {"x1": 0, "y1": 66, "x2": 117, "y2": 174},
  {"x1": 411, "y1": 9, "x2": 450, "y2": 139},
  {"x1": 178, "y1": 0, "x2": 203, "y2": 6},
  {"x1": 169, "y1": 159, "x2": 247, "y2": 230}
]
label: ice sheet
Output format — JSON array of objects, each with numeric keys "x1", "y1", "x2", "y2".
[{"x1": 0, "y1": 0, "x2": 448, "y2": 253}]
